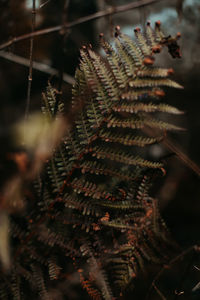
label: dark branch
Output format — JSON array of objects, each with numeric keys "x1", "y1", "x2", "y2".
[
  {"x1": 0, "y1": 0, "x2": 164, "y2": 51},
  {"x1": 0, "y1": 51, "x2": 75, "y2": 85}
]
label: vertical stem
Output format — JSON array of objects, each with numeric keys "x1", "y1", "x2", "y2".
[
  {"x1": 24, "y1": 0, "x2": 36, "y2": 132},
  {"x1": 54, "y1": 0, "x2": 70, "y2": 116},
  {"x1": 59, "y1": 0, "x2": 70, "y2": 91}
]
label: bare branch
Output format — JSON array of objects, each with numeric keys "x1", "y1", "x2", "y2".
[
  {"x1": 0, "y1": 51, "x2": 75, "y2": 85},
  {"x1": 54, "y1": 0, "x2": 71, "y2": 115},
  {"x1": 0, "y1": 0, "x2": 165, "y2": 51}
]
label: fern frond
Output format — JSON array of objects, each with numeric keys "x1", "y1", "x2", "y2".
[
  {"x1": 71, "y1": 178, "x2": 111, "y2": 200},
  {"x1": 3, "y1": 21, "x2": 183, "y2": 300},
  {"x1": 92, "y1": 146, "x2": 163, "y2": 169},
  {"x1": 48, "y1": 258, "x2": 61, "y2": 280},
  {"x1": 80, "y1": 243, "x2": 114, "y2": 300},
  {"x1": 32, "y1": 265, "x2": 50, "y2": 300},
  {"x1": 47, "y1": 158, "x2": 63, "y2": 192},
  {"x1": 88, "y1": 49, "x2": 119, "y2": 100},
  {"x1": 11, "y1": 273, "x2": 21, "y2": 300},
  {"x1": 121, "y1": 88, "x2": 165, "y2": 100},
  {"x1": 134, "y1": 27, "x2": 152, "y2": 56},
  {"x1": 106, "y1": 114, "x2": 182, "y2": 131},
  {"x1": 137, "y1": 67, "x2": 174, "y2": 78},
  {"x1": 98, "y1": 200, "x2": 144, "y2": 211},
  {"x1": 64, "y1": 192, "x2": 102, "y2": 217},
  {"x1": 115, "y1": 37, "x2": 136, "y2": 77},
  {"x1": 76, "y1": 112, "x2": 94, "y2": 144},
  {"x1": 80, "y1": 160, "x2": 137, "y2": 181},
  {"x1": 128, "y1": 78, "x2": 183, "y2": 89},
  {"x1": 145, "y1": 21, "x2": 157, "y2": 48},
  {"x1": 41, "y1": 83, "x2": 57, "y2": 119},
  {"x1": 113, "y1": 102, "x2": 183, "y2": 114},
  {"x1": 117, "y1": 32, "x2": 143, "y2": 67},
  {"x1": 100, "y1": 36, "x2": 128, "y2": 88},
  {"x1": 99, "y1": 129, "x2": 162, "y2": 147}
]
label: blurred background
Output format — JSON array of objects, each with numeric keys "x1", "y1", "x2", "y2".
[{"x1": 0, "y1": 0, "x2": 200, "y2": 299}]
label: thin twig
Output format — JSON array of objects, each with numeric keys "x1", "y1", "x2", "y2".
[
  {"x1": 54, "y1": 0, "x2": 70, "y2": 115},
  {"x1": 143, "y1": 127, "x2": 200, "y2": 177},
  {"x1": 145, "y1": 246, "x2": 200, "y2": 300},
  {"x1": 0, "y1": 51, "x2": 75, "y2": 85},
  {"x1": 58, "y1": 0, "x2": 70, "y2": 90},
  {"x1": 24, "y1": 0, "x2": 36, "y2": 126},
  {"x1": 40, "y1": 0, "x2": 51, "y2": 8},
  {"x1": 0, "y1": 0, "x2": 165, "y2": 51},
  {"x1": 152, "y1": 283, "x2": 167, "y2": 300},
  {"x1": 161, "y1": 138, "x2": 200, "y2": 177}
]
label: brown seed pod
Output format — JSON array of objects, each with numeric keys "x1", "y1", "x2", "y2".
[
  {"x1": 155, "y1": 20, "x2": 161, "y2": 27},
  {"x1": 152, "y1": 45, "x2": 162, "y2": 53},
  {"x1": 143, "y1": 56, "x2": 155, "y2": 66}
]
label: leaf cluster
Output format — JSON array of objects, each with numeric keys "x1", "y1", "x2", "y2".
[{"x1": 0, "y1": 21, "x2": 182, "y2": 300}]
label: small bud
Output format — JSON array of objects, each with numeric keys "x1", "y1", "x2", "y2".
[
  {"x1": 143, "y1": 56, "x2": 155, "y2": 65},
  {"x1": 155, "y1": 20, "x2": 161, "y2": 27},
  {"x1": 152, "y1": 45, "x2": 162, "y2": 53},
  {"x1": 115, "y1": 25, "x2": 121, "y2": 37},
  {"x1": 160, "y1": 167, "x2": 166, "y2": 176},
  {"x1": 115, "y1": 25, "x2": 120, "y2": 31},
  {"x1": 78, "y1": 269, "x2": 83, "y2": 273},
  {"x1": 134, "y1": 27, "x2": 141, "y2": 33},
  {"x1": 99, "y1": 33, "x2": 104, "y2": 38},
  {"x1": 154, "y1": 89, "x2": 165, "y2": 97},
  {"x1": 167, "y1": 68, "x2": 174, "y2": 75}
]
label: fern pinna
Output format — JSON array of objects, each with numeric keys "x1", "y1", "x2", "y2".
[{"x1": 0, "y1": 21, "x2": 183, "y2": 299}]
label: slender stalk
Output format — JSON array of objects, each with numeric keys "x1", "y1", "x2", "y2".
[
  {"x1": 0, "y1": 0, "x2": 165, "y2": 51},
  {"x1": 54, "y1": 0, "x2": 70, "y2": 115},
  {"x1": 153, "y1": 283, "x2": 167, "y2": 300},
  {"x1": 24, "y1": 0, "x2": 36, "y2": 128},
  {"x1": 0, "y1": 51, "x2": 75, "y2": 85},
  {"x1": 162, "y1": 138, "x2": 200, "y2": 177},
  {"x1": 143, "y1": 127, "x2": 200, "y2": 177}
]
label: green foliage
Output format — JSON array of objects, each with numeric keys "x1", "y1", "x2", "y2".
[{"x1": 0, "y1": 22, "x2": 182, "y2": 299}]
